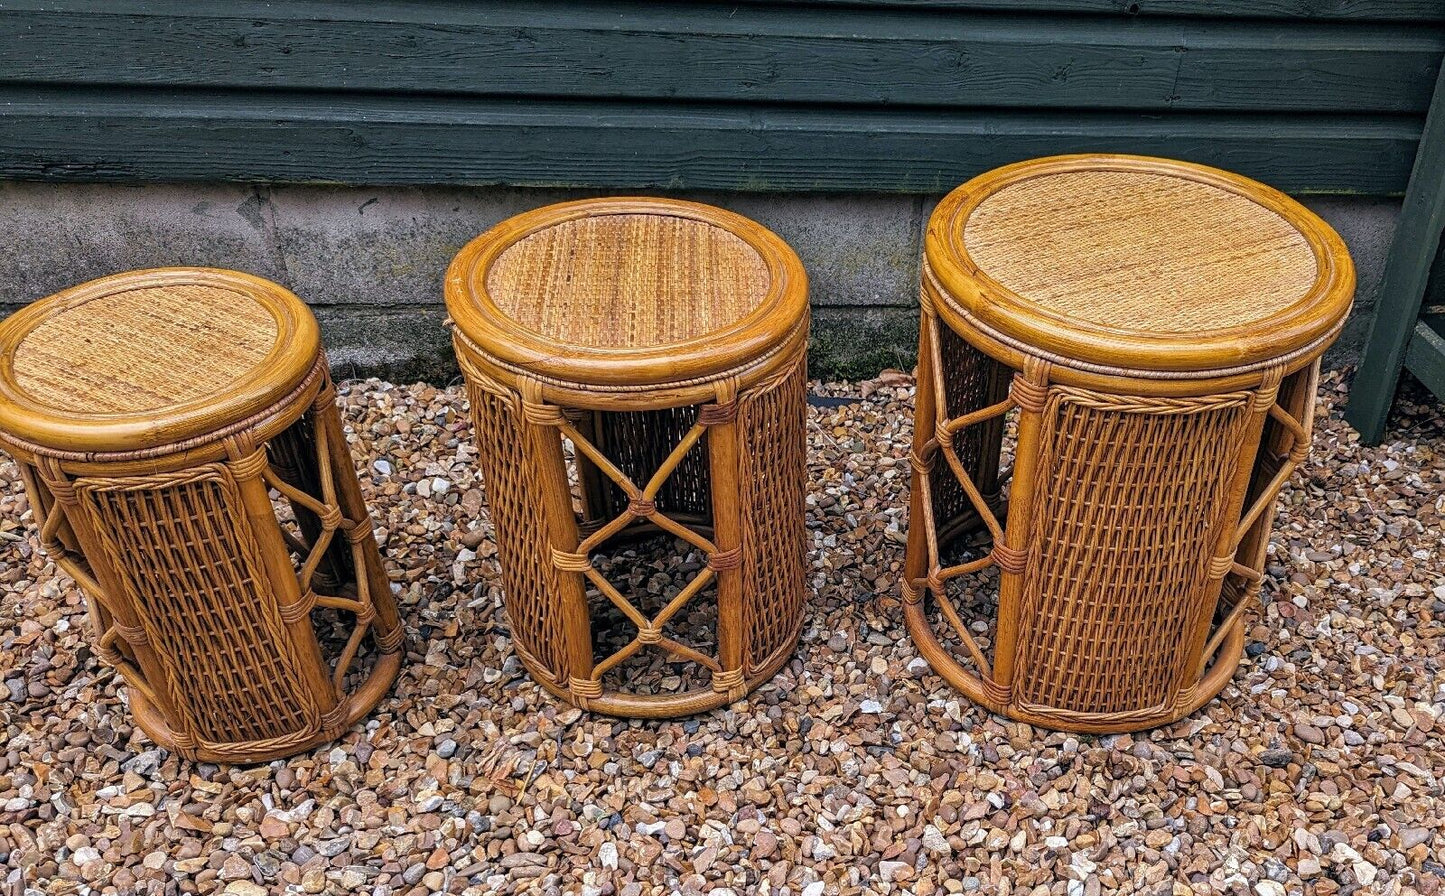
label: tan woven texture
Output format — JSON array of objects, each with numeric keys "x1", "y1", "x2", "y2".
[
  {"x1": 962, "y1": 169, "x2": 1318, "y2": 333},
  {"x1": 1012, "y1": 387, "x2": 1254, "y2": 714},
  {"x1": 12, "y1": 283, "x2": 278, "y2": 413},
  {"x1": 487, "y1": 213, "x2": 771, "y2": 349}
]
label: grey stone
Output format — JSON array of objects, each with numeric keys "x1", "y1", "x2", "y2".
[
  {"x1": 123, "y1": 750, "x2": 164, "y2": 777},
  {"x1": 0, "y1": 182, "x2": 1398, "y2": 381}
]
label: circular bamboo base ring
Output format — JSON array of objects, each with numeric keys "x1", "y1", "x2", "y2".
[
  {"x1": 0, "y1": 268, "x2": 404, "y2": 763},
  {"x1": 905, "y1": 155, "x2": 1354, "y2": 734},
  {"x1": 448, "y1": 198, "x2": 810, "y2": 719}
]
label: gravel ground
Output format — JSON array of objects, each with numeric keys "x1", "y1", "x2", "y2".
[{"x1": 1, "y1": 370, "x2": 1442, "y2": 896}]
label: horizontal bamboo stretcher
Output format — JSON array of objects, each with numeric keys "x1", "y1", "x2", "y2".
[
  {"x1": 905, "y1": 154, "x2": 1355, "y2": 733},
  {"x1": 447, "y1": 197, "x2": 810, "y2": 718},
  {"x1": 0, "y1": 268, "x2": 404, "y2": 763}
]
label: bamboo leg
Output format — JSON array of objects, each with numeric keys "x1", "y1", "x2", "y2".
[
  {"x1": 1180, "y1": 367, "x2": 1282, "y2": 699},
  {"x1": 519, "y1": 387, "x2": 597, "y2": 706},
  {"x1": 704, "y1": 383, "x2": 746, "y2": 702},
  {"x1": 904, "y1": 308, "x2": 940, "y2": 592},
  {"x1": 306, "y1": 385, "x2": 405, "y2": 730},
  {"x1": 988, "y1": 358, "x2": 1051, "y2": 708},
  {"x1": 224, "y1": 439, "x2": 341, "y2": 733},
  {"x1": 312, "y1": 386, "x2": 403, "y2": 655}
]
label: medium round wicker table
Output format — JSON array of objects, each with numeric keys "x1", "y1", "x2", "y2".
[
  {"x1": 447, "y1": 197, "x2": 809, "y2": 718},
  {"x1": 905, "y1": 155, "x2": 1355, "y2": 733},
  {"x1": 0, "y1": 268, "x2": 404, "y2": 763}
]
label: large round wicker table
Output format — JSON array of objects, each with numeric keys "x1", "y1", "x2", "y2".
[
  {"x1": 447, "y1": 197, "x2": 809, "y2": 717},
  {"x1": 0, "y1": 268, "x2": 404, "y2": 763},
  {"x1": 905, "y1": 155, "x2": 1355, "y2": 733}
]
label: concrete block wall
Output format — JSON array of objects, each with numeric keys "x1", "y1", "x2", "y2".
[{"x1": 0, "y1": 182, "x2": 1397, "y2": 382}]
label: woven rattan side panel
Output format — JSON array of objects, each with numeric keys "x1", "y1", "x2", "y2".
[
  {"x1": 931, "y1": 325, "x2": 1008, "y2": 542},
  {"x1": 74, "y1": 465, "x2": 319, "y2": 743},
  {"x1": 1013, "y1": 388, "x2": 1254, "y2": 716},
  {"x1": 738, "y1": 362, "x2": 808, "y2": 675},
  {"x1": 468, "y1": 386, "x2": 572, "y2": 686},
  {"x1": 593, "y1": 407, "x2": 712, "y2": 520}
]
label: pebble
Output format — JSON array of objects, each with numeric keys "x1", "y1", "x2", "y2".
[
  {"x1": 1400, "y1": 827, "x2": 1433, "y2": 850},
  {"x1": 1260, "y1": 748, "x2": 1294, "y2": 768},
  {"x1": 1354, "y1": 860, "x2": 1379, "y2": 885},
  {"x1": 0, "y1": 372, "x2": 1440, "y2": 895},
  {"x1": 879, "y1": 860, "x2": 910, "y2": 882},
  {"x1": 753, "y1": 829, "x2": 779, "y2": 859},
  {"x1": 300, "y1": 868, "x2": 326, "y2": 893},
  {"x1": 258, "y1": 813, "x2": 288, "y2": 839},
  {"x1": 922, "y1": 824, "x2": 950, "y2": 854}
]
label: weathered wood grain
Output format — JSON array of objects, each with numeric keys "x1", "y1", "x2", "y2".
[
  {"x1": 754, "y1": 0, "x2": 1445, "y2": 20},
  {"x1": 0, "y1": 2, "x2": 1438, "y2": 112},
  {"x1": 0, "y1": 89, "x2": 1419, "y2": 194}
]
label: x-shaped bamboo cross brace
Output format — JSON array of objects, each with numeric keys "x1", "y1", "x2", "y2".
[{"x1": 550, "y1": 412, "x2": 728, "y2": 678}]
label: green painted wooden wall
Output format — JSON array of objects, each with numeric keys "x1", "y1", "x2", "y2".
[{"x1": 0, "y1": 0, "x2": 1441, "y2": 194}]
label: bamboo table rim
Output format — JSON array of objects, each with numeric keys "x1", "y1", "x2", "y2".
[
  {"x1": 924, "y1": 261, "x2": 1351, "y2": 385},
  {"x1": 445, "y1": 197, "x2": 809, "y2": 389},
  {"x1": 925, "y1": 154, "x2": 1356, "y2": 373},
  {"x1": 0, "y1": 268, "x2": 320, "y2": 454}
]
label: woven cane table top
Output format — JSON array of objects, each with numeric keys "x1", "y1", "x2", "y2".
[
  {"x1": 926, "y1": 155, "x2": 1355, "y2": 374},
  {"x1": 447, "y1": 198, "x2": 809, "y2": 389},
  {"x1": 0, "y1": 268, "x2": 320, "y2": 453}
]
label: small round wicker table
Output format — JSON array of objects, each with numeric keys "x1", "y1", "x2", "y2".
[
  {"x1": 447, "y1": 197, "x2": 809, "y2": 718},
  {"x1": 0, "y1": 268, "x2": 404, "y2": 763},
  {"x1": 905, "y1": 155, "x2": 1355, "y2": 733}
]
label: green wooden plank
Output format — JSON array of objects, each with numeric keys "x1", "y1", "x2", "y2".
[
  {"x1": 0, "y1": 2, "x2": 1439, "y2": 112},
  {"x1": 5, "y1": 0, "x2": 1439, "y2": 23},
  {"x1": 1345, "y1": 60, "x2": 1445, "y2": 444},
  {"x1": 0, "y1": 88, "x2": 1419, "y2": 193},
  {"x1": 757, "y1": 0, "x2": 1445, "y2": 20},
  {"x1": 1403, "y1": 316, "x2": 1445, "y2": 403}
]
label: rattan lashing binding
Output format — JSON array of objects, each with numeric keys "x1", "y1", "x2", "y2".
[{"x1": 0, "y1": 268, "x2": 404, "y2": 763}]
